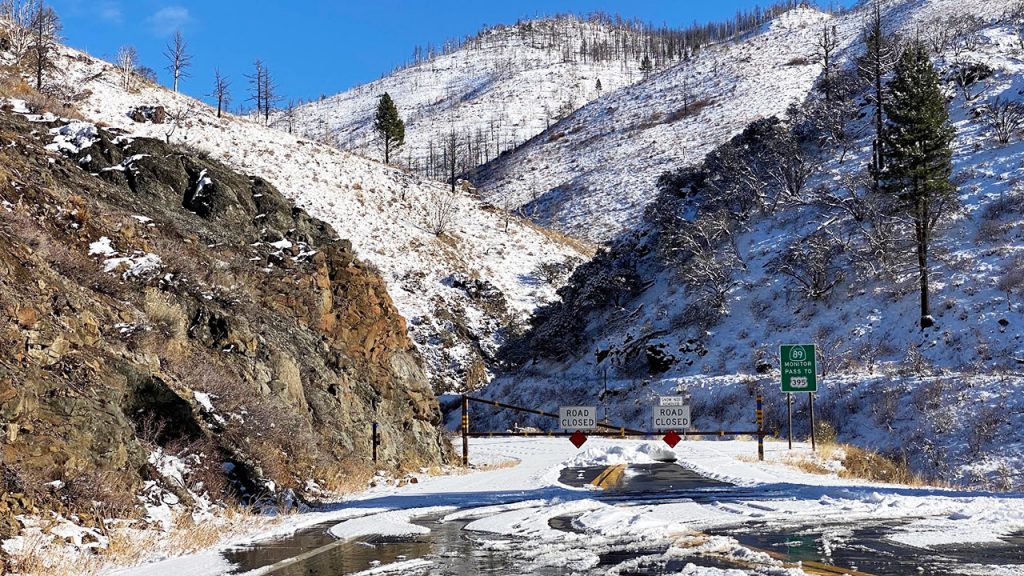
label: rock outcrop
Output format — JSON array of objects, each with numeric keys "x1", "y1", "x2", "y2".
[{"x1": 0, "y1": 107, "x2": 450, "y2": 537}]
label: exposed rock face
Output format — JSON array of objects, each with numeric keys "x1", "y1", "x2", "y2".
[{"x1": 0, "y1": 108, "x2": 450, "y2": 534}]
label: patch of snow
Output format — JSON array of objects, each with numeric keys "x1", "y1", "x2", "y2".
[
  {"x1": 46, "y1": 121, "x2": 98, "y2": 155},
  {"x1": 88, "y1": 236, "x2": 116, "y2": 257}
]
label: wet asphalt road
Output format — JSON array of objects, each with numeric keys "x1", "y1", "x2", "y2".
[{"x1": 225, "y1": 463, "x2": 1024, "y2": 576}]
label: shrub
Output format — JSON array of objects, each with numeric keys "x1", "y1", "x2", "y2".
[{"x1": 767, "y1": 231, "x2": 846, "y2": 301}]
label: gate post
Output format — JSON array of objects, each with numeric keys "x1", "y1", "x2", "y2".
[
  {"x1": 371, "y1": 399, "x2": 379, "y2": 464},
  {"x1": 372, "y1": 421, "x2": 378, "y2": 463},
  {"x1": 756, "y1": 394, "x2": 764, "y2": 462},
  {"x1": 461, "y1": 395, "x2": 469, "y2": 466}
]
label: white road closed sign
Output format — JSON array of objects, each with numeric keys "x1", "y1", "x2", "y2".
[
  {"x1": 652, "y1": 405, "x2": 691, "y2": 432},
  {"x1": 559, "y1": 406, "x2": 597, "y2": 430}
]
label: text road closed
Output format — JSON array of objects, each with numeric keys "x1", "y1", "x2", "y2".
[
  {"x1": 559, "y1": 406, "x2": 597, "y2": 430},
  {"x1": 653, "y1": 405, "x2": 691, "y2": 431}
]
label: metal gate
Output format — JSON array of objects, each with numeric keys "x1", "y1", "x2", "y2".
[{"x1": 458, "y1": 394, "x2": 765, "y2": 465}]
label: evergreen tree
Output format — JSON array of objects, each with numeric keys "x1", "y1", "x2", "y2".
[
  {"x1": 639, "y1": 55, "x2": 653, "y2": 78},
  {"x1": 595, "y1": 78, "x2": 602, "y2": 94},
  {"x1": 374, "y1": 92, "x2": 405, "y2": 165},
  {"x1": 879, "y1": 41, "x2": 955, "y2": 329}
]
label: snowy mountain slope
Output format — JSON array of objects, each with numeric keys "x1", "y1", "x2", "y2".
[
  {"x1": 26, "y1": 40, "x2": 589, "y2": 393},
  {"x1": 292, "y1": 17, "x2": 653, "y2": 175},
  {"x1": 473, "y1": 1, "x2": 1024, "y2": 489},
  {"x1": 475, "y1": 0, "x2": 1022, "y2": 243},
  {"x1": 474, "y1": 6, "x2": 836, "y2": 242}
]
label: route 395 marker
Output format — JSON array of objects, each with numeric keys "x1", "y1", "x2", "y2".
[{"x1": 780, "y1": 344, "x2": 817, "y2": 393}]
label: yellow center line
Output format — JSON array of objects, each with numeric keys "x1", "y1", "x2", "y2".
[{"x1": 590, "y1": 464, "x2": 626, "y2": 489}]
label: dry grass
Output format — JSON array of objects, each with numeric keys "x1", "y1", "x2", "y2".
[
  {"x1": 6, "y1": 507, "x2": 281, "y2": 576},
  {"x1": 518, "y1": 217, "x2": 596, "y2": 256},
  {"x1": 782, "y1": 443, "x2": 941, "y2": 487},
  {"x1": 315, "y1": 458, "x2": 375, "y2": 496},
  {"x1": 0, "y1": 74, "x2": 83, "y2": 119}
]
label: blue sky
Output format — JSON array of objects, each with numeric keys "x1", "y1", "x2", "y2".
[{"x1": 49, "y1": 0, "x2": 855, "y2": 109}]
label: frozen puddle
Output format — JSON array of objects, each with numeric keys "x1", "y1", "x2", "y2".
[
  {"x1": 715, "y1": 521, "x2": 1024, "y2": 576},
  {"x1": 223, "y1": 513, "x2": 525, "y2": 575}
]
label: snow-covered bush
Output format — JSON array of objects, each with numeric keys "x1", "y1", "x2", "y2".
[
  {"x1": 767, "y1": 231, "x2": 847, "y2": 301},
  {"x1": 979, "y1": 95, "x2": 1024, "y2": 144}
]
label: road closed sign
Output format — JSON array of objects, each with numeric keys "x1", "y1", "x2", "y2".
[
  {"x1": 652, "y1": 404, "x2": 691, "y2": 432},
  {"x1": 781, "y1": 344, "x2": 817, "y2": 393},
  {"x1": 559, "y1": 406, "x2": 597, "y2": 430}
]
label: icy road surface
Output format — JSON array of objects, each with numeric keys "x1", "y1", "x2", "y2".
[{"x1": 110, "y1": 438, "x2": 1024, "y2": 576}]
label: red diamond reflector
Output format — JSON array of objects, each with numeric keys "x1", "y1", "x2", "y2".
[
  {"x1": 569, "y1": 430, "x2": 588, "y2": 448},
  {"x1": 663, "y1": 430, "x2": 681, "y2": 448}
]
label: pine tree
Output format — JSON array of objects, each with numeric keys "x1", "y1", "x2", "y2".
[
  {"x1": 879, "y1": 41, "x2": 955, "y2": 330},
  {"x1": 374, "y1": 92, "x2": 405, "y2": 165},
  {"x1": 595, "y1": 78, "x2": 602, "y2": 94},
  {"x1": 639, "y1": 54, "x2": 653, "y2": 78}
]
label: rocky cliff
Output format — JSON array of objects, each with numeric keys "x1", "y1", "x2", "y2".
[{"x1": 0, "y1": 104, "x2": 450, "y2": 539}]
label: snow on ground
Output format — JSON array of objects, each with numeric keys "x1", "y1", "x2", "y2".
[
  {"x1": 25, "y1": 42, "x2": 589, "y2": 392},
  {"x1": 475, "y1": 0, "x2": 1024, "y2": 490},
  {"x1": 477, "y1": 0, "x2": 1024, "y2": 242},
  {"x1": 108, "y1": 437, "x2": 1024, "y2": 575},
  {"x1": 293, "y1": 16, "x2": 649, "y2": 177},
  {"x1": 476, "y1": 6, "x2": 835, "y2": 242}
]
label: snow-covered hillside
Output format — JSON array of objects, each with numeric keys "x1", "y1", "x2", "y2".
[
  {"x1": 476, "y1": 0, "x2": 1021, "y2": 242},
  {"x1": 29, "y1": 40, "x2": 588, "y2": 393},
  {"x1": 474, "y1": 0, "x2": 1024, "y2": 490},
  {"x1": 292, "y1": 16, "x2": 656, "y2": 177},
  {"x1": 475, "y1": 6, "x2": 835, "y2": 242}
]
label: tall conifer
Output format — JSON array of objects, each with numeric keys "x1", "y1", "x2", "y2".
[{"x1": 880, "y1": 41, "x2": 955, "y2": 329}]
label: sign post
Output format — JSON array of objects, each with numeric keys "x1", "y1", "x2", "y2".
[
  {"x1": 756, "y1": 393, "x2": 764, "y2": 462},
  {"x1": 780, "y1": 344, "x2": 818, "y2": 452},
  {"x1": 787, "y1": 393, "x2": 793, "y2": 450},
  {"x1": 372, "y1": 399, "x2": 379, "y2": 464},
  {"x1": 461, "y1": 395, "x2": 469, "y2": 466},
  {"x1": 809, "y1": 392, "x2": 816, "y2": 452}
]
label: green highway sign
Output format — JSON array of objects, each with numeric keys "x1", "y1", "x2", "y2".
[{"x1": 780, "y1": 344, "x2": 817, "y2": 393}]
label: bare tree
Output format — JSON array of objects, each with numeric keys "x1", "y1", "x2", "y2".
[
  {"x1": 116, "y1": 45, "x2": 138, "y2": 92},
  {"x1": 997, "y1": 255, "x2": 1024, "y2": 311},
  {"x1": 163, "y1": 30, "x2": 192, "y2": 93},
  {"x1": 981, "y1": 96, "x2": 1024, "y2": 144},
  {"x1": 246, "y1": 59, "x2": 265, "y2": 121},
  {"x1": 261, "y1": 66, "x2": 280, "y2": 125},
  {"x1": 443, "y1": 127, "x2": 461, "y2": 194},
  {"x1": 767, "y1": 231, "x2": 846, "y2": 300},
  {"x1": 280, "y1": 99, "x2": 297, "y2": 133},
  {"x1": 816, "y1": 24, "x2": 839, "y2": 102},
  {"x1": 163, "y1": 101, "x2": 197, "y2": 143},
  {"x1": 0, "y1": 0, "x2": 36, "y2": 63},
  {"x1": 768, "y1": 127, "x2": 815, "y2": 204},
  {"x1": 857, "y1": 0, "x2": 899, "y2": 186},
  {"x1": 950, "y1": 60, "x2": 991, "y2": 103},
  {"x1": 661, "y1": 210, "x2": 743, "y2": 312},
  {"x1": 211, "y1": 68, "x2": 230, "y2": 118},
  {"x1": 28, "y1": 0, "x2": 60, "y2": 90},
  {"x1": 424, "y1": 187, "x2": 459, "y2": 236}
]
